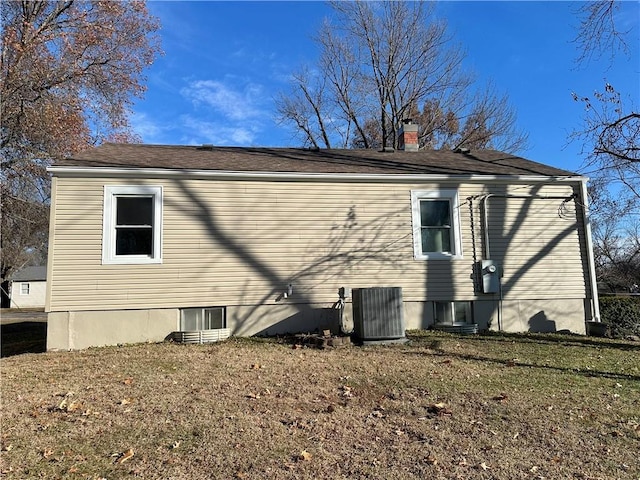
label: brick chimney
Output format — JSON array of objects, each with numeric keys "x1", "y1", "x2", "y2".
[{"x1": 398, "y1": 119, "x2": 419, "y2": 151}]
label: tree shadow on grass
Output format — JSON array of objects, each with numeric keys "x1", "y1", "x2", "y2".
[
  {"x1": 1, "y1": 322, "x2": 47, "y2": 357},
  {"x1": 406, "y1": 333, "x2": 640, "y2": 382},
  {"x1": 471, "y1": 330, "x2": 640, "y2": 352}
]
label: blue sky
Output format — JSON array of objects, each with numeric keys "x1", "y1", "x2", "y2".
[{"x1": 132, "y1": 1, "x2": 639, "y2": 175}]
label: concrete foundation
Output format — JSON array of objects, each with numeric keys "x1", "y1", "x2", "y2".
[{"x1": 47, "y1": 297, "x2": 588, "y2": 351}]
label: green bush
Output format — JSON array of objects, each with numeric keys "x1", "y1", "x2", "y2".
[{"x1": 598, "y1": 296, "x2": 640, "y2": 339}]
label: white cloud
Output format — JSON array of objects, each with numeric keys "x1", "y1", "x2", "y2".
[
  {"x1": 180, "y1": 79, "x2": 266, "y2": 121},
  {"x1": 180, "y1": 115, "x2": 258, "y2": 146},
  {"x1": 129, "y1": 112, "x2": 168, "y2": 144}
]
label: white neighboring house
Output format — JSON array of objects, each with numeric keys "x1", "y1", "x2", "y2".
[{"x1": 10, "y1": 266, "x2": 47, "y2": 309}]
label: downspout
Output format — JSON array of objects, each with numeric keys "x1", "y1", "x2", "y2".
[{"x1": 579, "y1": 179, "x2": 601, "y2": 323}]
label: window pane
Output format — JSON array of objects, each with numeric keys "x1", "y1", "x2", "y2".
[
  {"x1": 181, "y1": 309, "x2": 202, "y2": 330},
  {"x1": 421, "y1": 227, "x2": 451, "y2": 253},
  {"x1": 181, "y1": 308, "x2": 225, "y2": 330},
  {"x1": 116, "y1": 197, "x2": 153, "y2": 226},
  {"x1": 435, "y1": 301, "x2": 471, "y2": 325},
  {"x1": 21, "y1": 283, "x2": 30, "y2": 295},
  {"x1": 454, "y1": 302, "x2": 471, "y2": 324},
  {"x1": 116, "y1": 228, "x2": 153, "y2": 255},
  {"x1": 204, "y1": 308, "x2": 225, "y2": 329},
  {"x1": 434, "y1": 302, "x2": 453, "y2": 323},
  {"x1": 420, "y1": 200, "x2": 450, "y2": 227}
]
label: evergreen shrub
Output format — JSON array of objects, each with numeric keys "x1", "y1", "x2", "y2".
[{"x1": 598, "y1": 295, "x2": 640, "y2": 339}]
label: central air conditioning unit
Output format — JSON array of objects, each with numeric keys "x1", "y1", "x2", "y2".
[{"x1": 352, "y1": 287, "x2": 406, "y2": 344}]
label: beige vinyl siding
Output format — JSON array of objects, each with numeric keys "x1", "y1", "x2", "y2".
[
  {"x1": 479, "y1": 188, "x2": 587, "y2": 298},
  {"x1": 48, "y1": 176, "x2": 588, "y2": 312}
]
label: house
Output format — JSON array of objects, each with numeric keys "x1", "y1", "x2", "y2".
[
  {"x1": 45, "y1": 127, "x2": 600, "y2": 350},
  {"x1": 10, "y1": 266, "x2": 47, "y2": 309}
]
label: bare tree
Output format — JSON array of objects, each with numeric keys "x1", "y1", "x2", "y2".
[
  {"x1": 570, "y1": 1, "x2": 639, "y2": 291},
  {"x1": 277, "y1": 0, "x2": 527, "y2": 152},
  {"x1": 592, "y1": 204, "x2": 640, "y2": 293},
  {"x1": 573, "y1": 0, "x2": 630, "y2": 66},
  {"x1": 571, "y1": 0, "x2": 639, "y2": 193},
  {"x1": 572, "y1": 84, "x2": 639, "y2": 199},
  {"x1": 0, "y1": 1, "x2": 161, "y2": 302}
]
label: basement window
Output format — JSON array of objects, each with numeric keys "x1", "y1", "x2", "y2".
[
  {"x1": 180, "y1": 307, "x2": 226, "y2": 331},
  {"x1": 411, "y1": 189, "x2": 463, "y2": 260},
  {"x1": 434, "y1": 301, "x2": 472, "y2": 325},
  {"x1": 102, "y1": 186, "x2": 163, "y2": 264}
]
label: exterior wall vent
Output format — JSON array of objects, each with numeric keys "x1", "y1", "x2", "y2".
[{"x1": 352, "y1": 287, "x2": 406, "y2": 343}]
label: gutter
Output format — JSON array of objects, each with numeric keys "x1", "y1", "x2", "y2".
[{"x1": 47, "y1": 166, "x2": 586, "y2": 185}]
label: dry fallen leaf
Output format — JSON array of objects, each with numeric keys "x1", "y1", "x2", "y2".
[
  {"x1": 479, "y1": 462, "x2": 489, "y2": 470},
  {"x1": 66, "y1": 401, "x2": 82, "y2": 412},
  {"x1": 339, "y1": 385, "x2": 353, "y2": 398},
  {"x1": 120, "y1": 398, "x2": 133, "y2": 406},
  {"x1": 426, "y1": 455, "x2": 438, "y2": 465},
  {"x1": 123, "y1": 377, "x2": 134, "y2": 385},
  {"x1": 298, "y1": 450, "x2": 312, "y2": 461},
  {"x1": 117, "y1": 448, "x2": 134, "y2": 464}
]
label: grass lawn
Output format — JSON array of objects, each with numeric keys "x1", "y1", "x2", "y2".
[{"x1": 1, "y1": 331, "x2": 639, "y2": 479}]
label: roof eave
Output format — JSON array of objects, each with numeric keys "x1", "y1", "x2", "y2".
[{"x1": 47, "y1": 166, "x2": 586, "y2": 183}]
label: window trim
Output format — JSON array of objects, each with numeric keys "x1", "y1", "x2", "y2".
[
  {"x1": 20, "y1": 282, "x2": 30, "y2": 295},
  {"x1": 102, "y1": 185, "x2": 163, "y2": 265},
  {"x1": 411, "y1": 189, "x2": 463, "y2": 260}
]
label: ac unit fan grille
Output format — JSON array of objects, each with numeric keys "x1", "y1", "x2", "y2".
[{"x1": 352, "y1": 287, "x2": 405, "y2": 341}]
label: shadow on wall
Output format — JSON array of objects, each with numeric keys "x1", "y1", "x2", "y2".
[
  {"x1": 170, "y1": 179, "x2": 408, "y2": 337},
  {"x1": 255, "y1": 306, "x2": 340, "y2": 337},
  {"x1": 528, "y1": 310, "x2": 557, "y2": 333}
]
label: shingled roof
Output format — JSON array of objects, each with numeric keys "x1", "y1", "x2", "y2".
[
  {"x1": 53, "y1": 143, "x2": 577, "y2": 177},
  {"x1": 11, "y1": 266, "x2": 47, "y2": 282}
]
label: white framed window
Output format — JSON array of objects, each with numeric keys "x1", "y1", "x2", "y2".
[
  {"x1": 20, "y1": 282, "x2": 30, "y2": 295},
  {"x1": 434, "y1": 301, "x2": 472, "y2": 325},
  {"x1": 102, "y1": 186, "x2": 163, "y2": 264},
  {"x1": 180, "y1": 307, "x2": 226, "y2": 331},
  {"x1": 411, "y1": 189, "x2": 463, "y2": 259}
]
